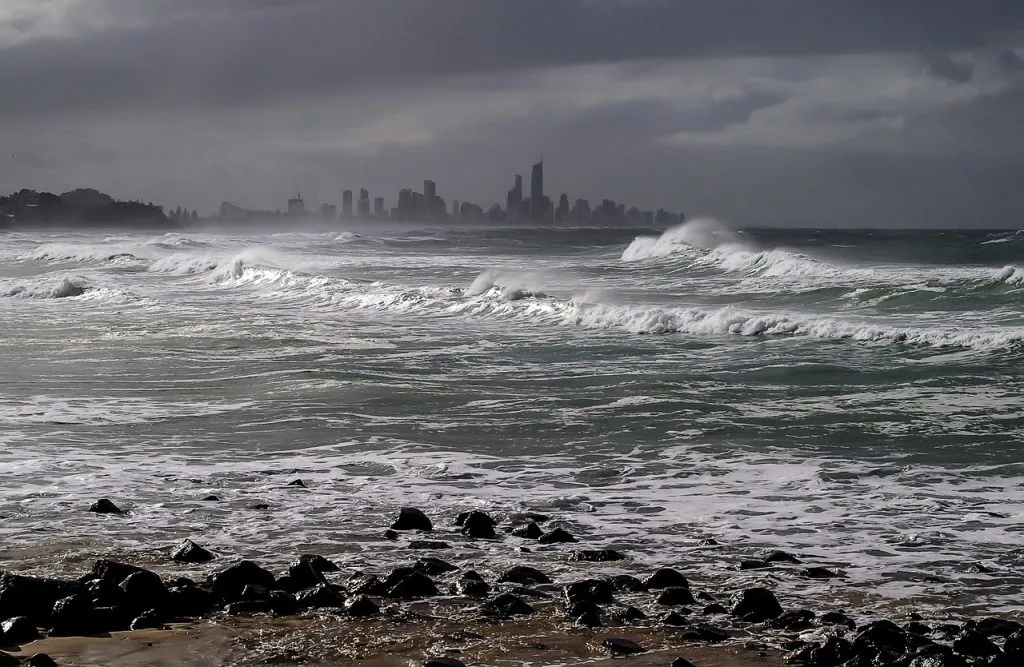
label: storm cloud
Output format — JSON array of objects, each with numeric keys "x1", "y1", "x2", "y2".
[{"x1": 1, "y1": 0, "x2": 1023, "y2": 226}]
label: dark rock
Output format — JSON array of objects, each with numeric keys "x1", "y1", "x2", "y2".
[
  {"x1": 609, "y1": 574, "x2": 646, "y2": 592},
  {"x1": 498, "y1": 566, "x2": 551, "y2": 586},
  {"x1": 698, "y1": 538, "x2": 719, "y2": 546},
  {"x1": 296, "y1": 584, "x2": 346, "y2": 609},
  {"x1": 408, "y1": 541, "x2": 451, "y2": 550},
  {"x1": 679, "y1": 623, "x2": 730, "y2": 643},
  {"x1": 381, "y1": 568, "x2": 438, "y2": 599},
  {"x1": 201, "y1": 495, "x2": 220, "y2": 502},
  {"x1": 804, "y1": 636, "x2": 856, "y2": 667},
  {"x1": 538, "y1": 527, "x2": 576, "y2": 544},
  {"x1": 730, "y1": 587, "x2": 783, "y2": 622},
  {"x1": 268, "y1": 590, "x2": 299, "y2": 616},
  {"x1": 414, "y1": 557, "x2": 458, "y2": 576},
  {"x1": 978, "y1": 617, "x2": 1023, "y2": 638},
  {"x1": 907, "y1": 621, "x2": 932, "y2": 636},
  {"x1": 480, "y1": 593, "x2": 534, "y2": 617},
  {"x1": 1005, "y1": 630, "x2": 1024, "y2": 656},
  {"x1": 644, "y1": 568, "x2": 689, "y2": 590},
  {"x1": 511, "y1": 512, "x2": 550, "y2": 524},
  {"x1": 967, "y1": 562, "x2": 994, "y2": 574},
  {"x1": 576, "y1": 611, "x2": 602, "y2": 627},
  {"x1": 563, "y1": 579, "x2": 615, "y2": 605},
  {"x1": 770, "y1": 609, "x2": 815, "y2": 631},
  {"x1": 569, "y1": 549, "x2": 625, "y2": 562},
  {"x1": 28, "y1": 655, "x2": 59, "y2": 667},
  {"x1": 129, "y1": 609, "x2": 164, "y2": 630},
  {"x1": 248, "y1": 503, "x2": 270, "y2": 510},
  {"x1": 504, "y1": 585, "x2": 549, "y2": 600},
  {"x1": 565, "y1": 600, "x2": 602, "y2": 619},
  {"x1": 619, "y1": 606, "x2": 647, "y2": 622},
  {"x1": 820, "y1": 611, "x2": 856, "y2": 628},
  {"x1": 453, "y1": 578, "x2": 490, "y2": 598},
  {"x1": 49, "y1": 594, "x2": 95, "y2": 636},
  {"x1": 84, "y1": 560, "x2": 144, "y2": 586},
  {"x1": 171, "y1": 539, "x2": 216, "y2": 564},
  {"x1": 801, "y1": 567, "x2": 840, "y2": 579},
  {"x1": 737, "y1": 559, "x2": 770, "y2": 570},
  {"x1": 461, "y1": 511, "x2": 497, "y2": 539},
  {"x1": 287, "y1": 559, "x2": 326, "y2": 591},
  {"x1": 695, "y1": 591, "x2": 715, "y2": 602},
  {"x1": 671, "y1": 659, "x2": 697, "y2": 667},
  {"x1": 1, "y1": 616, "x2": 38, "y2": 645},
  {"x1": 0, "y1": 572, "x2": 84, "y2": 623},
  {"x1": 90, "y1": 606, "x2": 132, "y2": 633},
  {"x1": 343, "y1": 595, "x2": 379, "y2": 617},
  {"x1": 287, "y1": 479, "x2": 306, "y2": 488},
  {"x1": 85, "y1": 578, "x2": 122, "y2": 607},
  {"x1": 657, "y1": 586, "x2": 696, "y2": 606},
  {"x1": 391, "y1": 507, "x2": 433, "y2": 531},
  {"x1": 211, "y1": 561, "x2": 276, "y2": 603},
  {"x1": 0, "y1": 653, "x2": 17, "y2": 667},
  {"x1": 953, "y1": 631, "x2": 1001, "y2": 658},
  {"x1": 454, "y1": 511, "x2": 471, "y2": 526},
  {"x1": 348, "y1": 575, "x2": 385, "y2": 597},
  {"x1": 702, "y1": 603, "x2": 728, "y2": 615},
  {"x1": 764, "y1": 550, "x2": 801, "y2": 564},
  {"x1": 424, "y1": 658, "x2": 466, "y2": 667},
  {"x1": 602, "y1": 638, "x2": 646, "y2": 655},
  {"x1": 663, "y1": 611, "x2": 690, "y2": 626},
  {"x1": 88, "y1": 499, "x2": 124, "y2": 515},
  {"x1": 224, "y1": 601, "x2": 273, "y2": 615},
  {"x1": 855, "y1": 619, "x2": 907, "y2": 654},
  {"x1": 511, "y1": 523, "x2": 543, "y2": 539},
  {"x1": 297, "y1": 554, "x2": 339, "y2": 574},
  {"x1": 383, "y1": 530, "x2": 399, "y2": 541},
  {"x1": 240, "y1": 584, "x2": 271, "y2": 602},
  {"x1": 166, "y1": 583, "x2": 215, "y2": 618},
  {"x1": 120, "y1": 570, "x2": 169, "y2": 613}
]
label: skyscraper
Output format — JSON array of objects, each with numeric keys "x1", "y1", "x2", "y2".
[
  {"x1": 342, "y1": 190, "x2": 353, "y2": 218},
  {"x1": 358, "y1": 188, "x2": 370, "y2": 218},
  {"x1": 374, "y1": 197, "x2": 385, "y2": 218},
  {"x1": 506, "y1": 174, "x2": 523, "y2": 220},
  {"x1": 530, "y1": 160, "x2": 543, "y2": 212}
]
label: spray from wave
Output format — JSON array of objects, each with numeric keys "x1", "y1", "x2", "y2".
[{"x1": 1, "y1": 277, "x2": 89, "y2": 299}]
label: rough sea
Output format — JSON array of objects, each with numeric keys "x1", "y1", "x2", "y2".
[{"x1": 2, "y1": 220, "x2": 1023, "y2": 620}]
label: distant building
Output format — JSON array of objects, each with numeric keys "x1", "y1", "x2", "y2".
[
  {"x1": 342, "y1": 190, "x2": 353, "y2": 217},
  {"x1": 571, "y1": 198, "x2": 591, "y2": 223},
  {"x1": 320, "y1": 203, "x2": 337, "y2": 220},
  {"x1": 287, "y1": 195, "x2": 306, "y2": 217},
  {"x1": 374, "y1": 197, "x2": 385, "y2": 218},
  {"x1": 452, "y1": 200, "x2": 459, "y2": 218},
  {"x1": 556, "y1": 193, "x2": 569, "y2": 223},
  {"x1": 398, "y1": 188, "x2": 414, "y2": 220},
  {"x1": 358, "y1": 188, "x2": 370, "y2": 218},
  {"x1": 530, "y1": 161, "x2": 544, "y2": 220},
  {"x1": 506, "y1": 174, "x2": 523, "y2": 220}
]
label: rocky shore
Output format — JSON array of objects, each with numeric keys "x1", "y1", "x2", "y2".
[{"x1": 1, "y1": 504, "x2": 1021, "y2": 666}]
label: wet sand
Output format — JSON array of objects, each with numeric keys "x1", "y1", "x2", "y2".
[{"x1": 15, "y1": 614, "x2": 784, "y2": 667}]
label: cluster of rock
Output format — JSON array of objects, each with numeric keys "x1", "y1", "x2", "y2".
[{"x1": 3, "y1": 505, "x2": 1022, "y2": 667}]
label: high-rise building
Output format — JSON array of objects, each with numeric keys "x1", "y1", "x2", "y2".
[
  {"x1": 398, "y1": 188, "x2": 414, "y2": 220},
  {"x1": 506, "y1": 174, "x2": 523, "y2": 220},
  {"x1": 556, "y1": 193, "x2": 570, "y2": 223},
  {"x1": 452, "y1": 200, "x2": 460, "y2": 218},
  {"x1": 571, "y1": 198, "x2": 591, "y2": 223},
  {"x1": 530, "y1": 161, "x2": 544, "y2": 213},
  {"x1": 320, "y1": 203, "x2": 337, "y2": 220},
  {"x1": 374, "y1": 197, "x2": 385, "y2": 218},
  {"x1": 342, "y1": 190, "x2": 353, "y2": 217},
  {"x1": 358, "y1": 188, "x2": 370, "y2": 218},
  {"x1": 423, "y1": 180, "x2": 436, "y2": 202},
  {"x1": 287, "y1": 194, "x2": 305, "y2": 217}
]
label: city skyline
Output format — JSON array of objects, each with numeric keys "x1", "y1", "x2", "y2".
[{"x1": 212, "y1": 159, "x2": 683, "y2": 226}]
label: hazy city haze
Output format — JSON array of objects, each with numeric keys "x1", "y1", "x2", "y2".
[{"x1": 2, "y1": 0, "x2": 1024, "y2": 226}]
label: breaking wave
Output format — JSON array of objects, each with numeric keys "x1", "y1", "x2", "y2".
[
  {"x1": 21, "y1": 243, "x2": 144, "y2": 265},
  {"x1": 1, "y1": 276, "x2": 89, "y2": 299}
]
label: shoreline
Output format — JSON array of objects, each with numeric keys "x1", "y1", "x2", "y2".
[{"x1": 3, "y1": 506, "x2": 1022, "y2": 666}]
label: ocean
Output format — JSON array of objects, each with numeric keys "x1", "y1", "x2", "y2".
[{"x1": 2, "y1": 220, "x2": 1023, "y2": 620}]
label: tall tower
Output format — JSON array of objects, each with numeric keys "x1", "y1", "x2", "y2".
[{"x1": 530, "y1": 160, "x2": 544, "y2": 212}]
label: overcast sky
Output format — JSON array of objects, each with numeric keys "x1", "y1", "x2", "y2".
[{"x1": 2, "y1": 0, "x2": 1023, "y2": 226}]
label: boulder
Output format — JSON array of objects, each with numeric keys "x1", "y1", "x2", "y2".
[
  {"x1": 171, "y1": 539, "x2": 216, "y2": 564},
  {"x1": 424, "y1": 658, "x2": 466, "y2": 667},
  {"x1": 453, "y1": 578, "x2": 490, "y2": 598},
  {"x1": 479, "y1": 593, "x2": 534, "y2": 617},
  {"x1": 609, "y1": 574, "x2": 646, "y2": 592},
  {"x1": 49, "y1": 594, "x2": 96, "y2": 636},
  {"x1": 679, "y1": 623, "x2": 730, "y2": 643},
  {"x1": 380, "y1": 568, "x2": 438, "y2": 599},
  {"x1": 414, "y1": 557, "x2": 458, "y2": 576},
  {"x1": 730, "y1": 587, "x2": 783, "y2": 622},
  {"x1": 801, "y1": 567, "x2": 840, "y2": 579},
  {"x1": 953, "y1": 631, "x2": 1001, "y2": 659},
  {"x1": 854, "y1": 619, "x2": 908, "y2": 654},
  {"x1": 0, "y1": 572, "x2": 84, "y2": 623},
  {"x1": 224, "y1": 601, "x2": 273, "y2": 615},
  {"x1": 166, "y1": 583, "x2": 215, "y2": 618},
  {"x1": 27, "y1": 655, "x2": 59, "y2": 667},
  {"x1": 287, "y1": 479, "x2": 306, "y2": 488},
  {"x1": 296, "y1": 584, "x2": 346, "y2": 610},
  {"x1": 1, "y1": 616, "x2": 38, "y2": 645},
  {"x1": 498, "y1": 566, "x2": 551, "y2": 586},
  {"x1": 736, "y1": 560, "x2": 770, "y2": 570},
  {"x1": 671, "y1": 659, "x2": 697, "y2": 667},
  {"x1": 201, "y1": 495, "x2": 220, "y2": 502},
  {"x1": 702, "y1": 603, "x2": 728, "y2": 615},
  {"x1": 83, "y1": 560, "x2": 144, "y2": 586},
  {"x1": 0, "y1": 652, "x2": 18, "y2": 667},
  {"x1": 820, "y1": 611, "x2": 857, "y2": 628},
  {"x1": 644, "y1": 568, "x2": 689, "y2": 590},
  {"x1": 602, "y1": 638, "x2": 646, "y2": 655},
  {"x1": 287, "y1": 559, "x2": 326, "y2": 591},
  {"x1": 563, "y1": 579, "x2": 615, "y2": 605},
  {"x1": 569, "y1": 550, "x2": 625, "y2": 562},
  {"x1": 343, "y1": 595, "x2": 379, "y2": 617},
  {"x1": 663, "y1": 611, "x2": 689, "y2": 626},
  {"x1": 268, "y1": 591, "x2": 299, "y2": 616},
  {"x1": 537, "y1": 528, "x2": 576, "y2": 544},
  {"x1": 297, "y1": 554, "x2": 339, "y2": 574},
  {"x1": 764, "y1": 550, "x2": 801, "y2": 564},
  {"x1": 211, "y1": 561, "x2": 276, "y2": 603},
  {"x1": 129, "y1": 609, "x2": 165, "y2": 630},
  {"x1": 619, "y1": 606, "x2": 647, "y2": 622},
  {"x1": 461, "y1": 511, "x2": 497, "y2": 539},
  {"x1": 575, "y1": 610, "x2": 602, "y2": 627},
  {"x1": 511, "y1": 523, "x2": 543, "y2": 539},
  {"x1": 770, "y1": 609, "x2": 815, "y2": 631},
  {"x1": 657, "y1": 586, "x2": 696, "y2": 606},
  {"x1": 391, "y1": 507, "x2": 433, "y2": 531},
  {"x1": 90, "y1": 606, "x2": 132, "y2": 633},
  {"x1": 119, "y1": 570, "x2": 169, "y2": 614},
  {"x1": 408, "y1": 541, "x2": 451, "y2": 550},
  {"x1": 88, "y1": 499, "x2": 124, "y2": 515}
]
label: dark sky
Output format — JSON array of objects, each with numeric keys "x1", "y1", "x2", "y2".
[{"x1": 2, "y1": 0, "x2": 1024, "y2": 226}]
